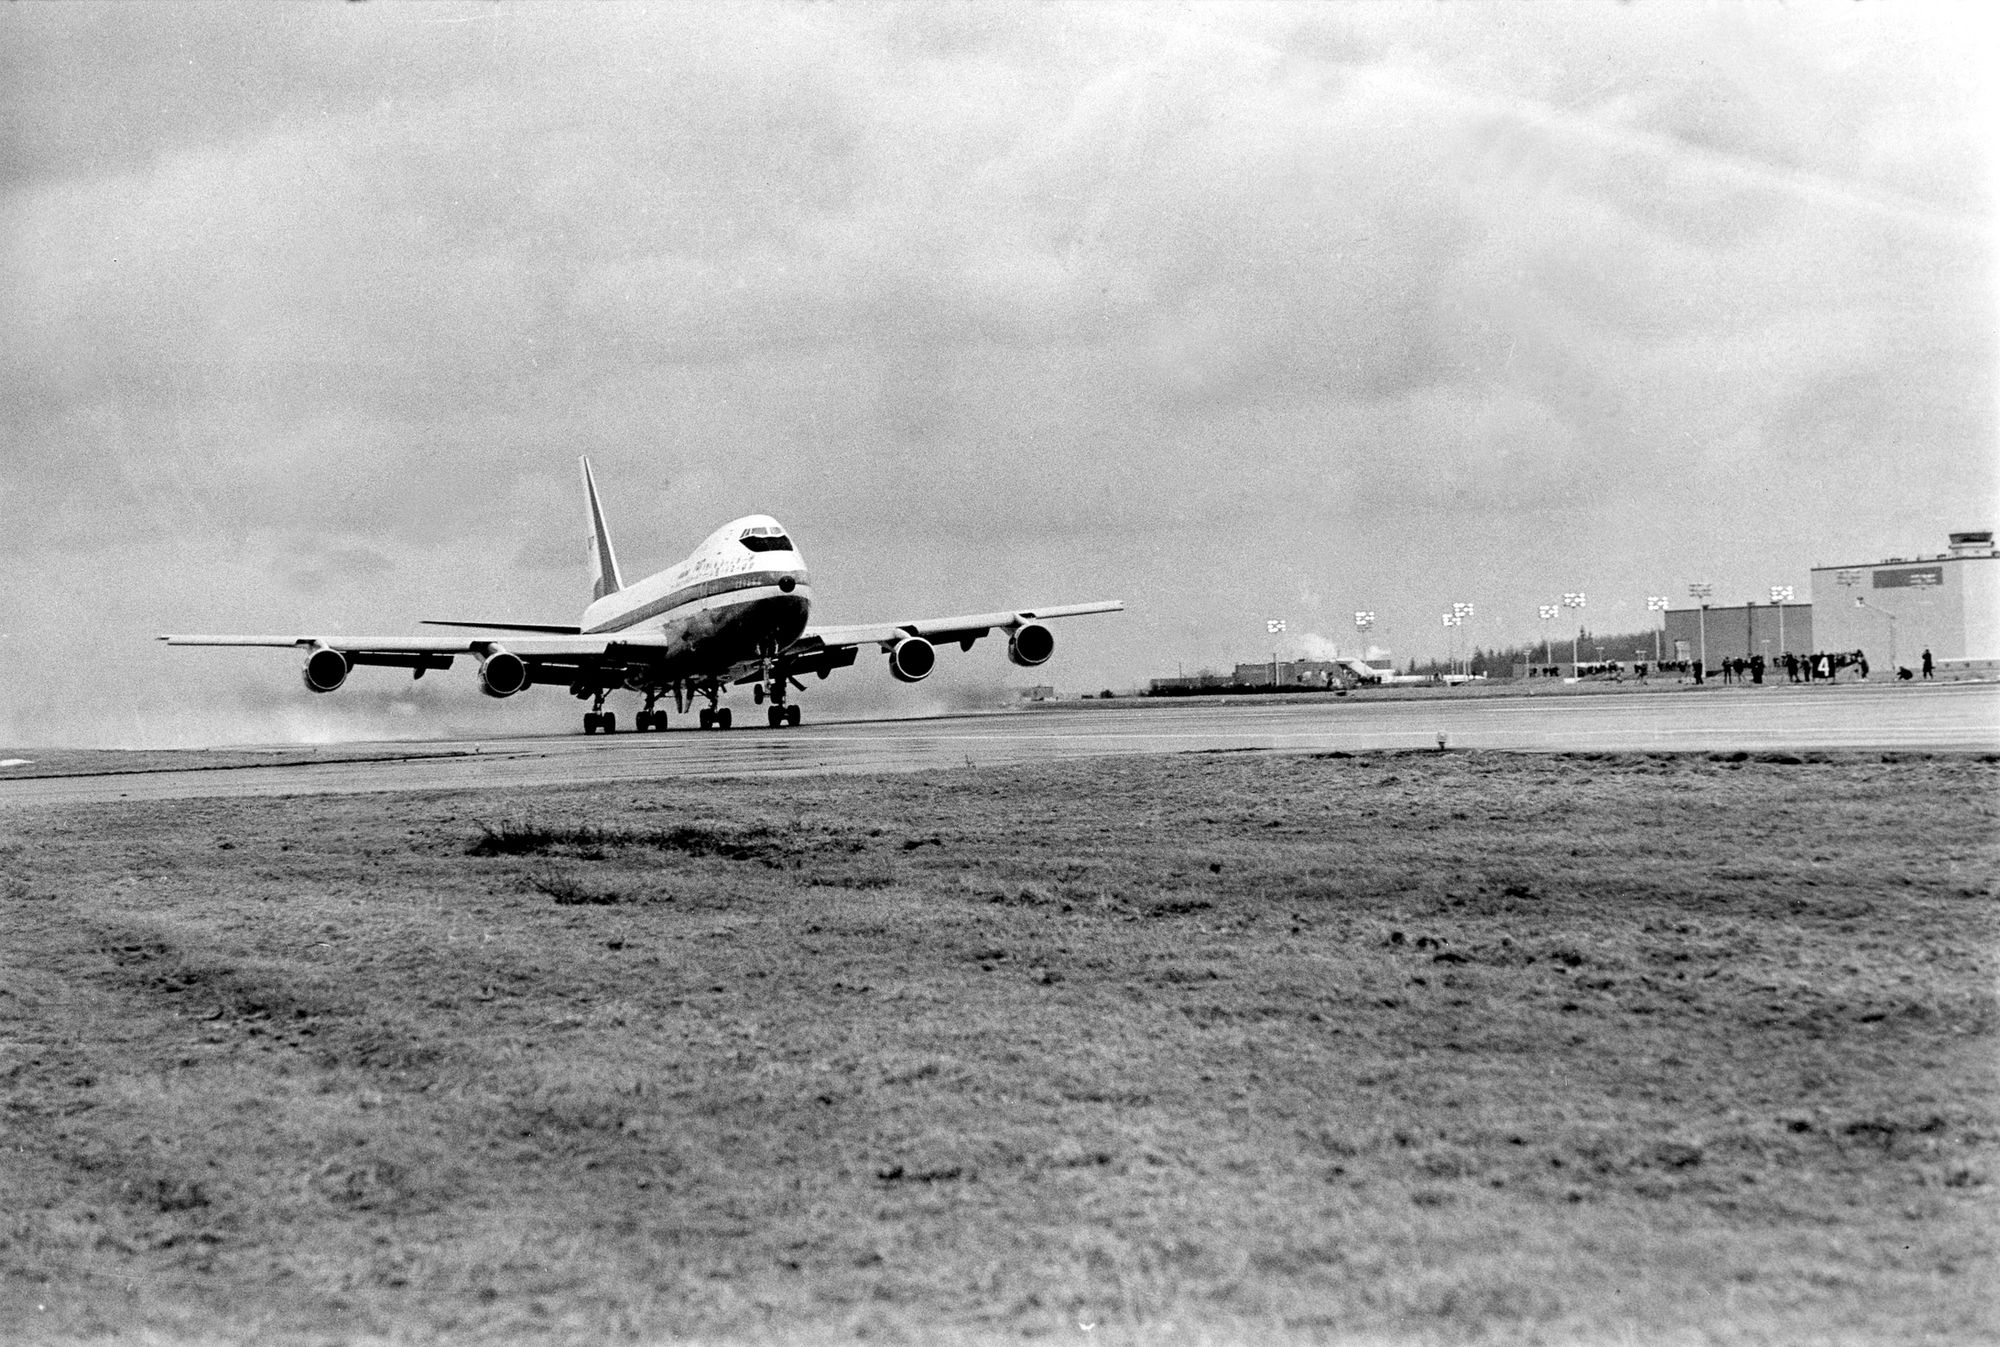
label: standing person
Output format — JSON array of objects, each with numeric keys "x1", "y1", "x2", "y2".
[
  {"x1": 1857, "y1": 651, "x2": 1870, "y2": 680},
  {"x1": 1784, "y1": 651, "x2": 1797, "y2": 683},
  {"x1": 1922, "y1": 648, "x2": 1934, "y2": 679},
  {"x1": 1751, "y1": 653, "x2": 1765, "y2": 684}
]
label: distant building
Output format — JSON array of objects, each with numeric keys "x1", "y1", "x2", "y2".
[
  {"x1": 1149, "y1": 660, "x2": 1352, "y2": 696},
  {"x1": 1809, "y1": 531, "x2": 1999, "y2": 668},
  {"x1": 1663, "y1": 602, "x2": 1813, "y2": 668},
  {"x1": 1231, "y1": 660, "x2": 1344, "y2": 688},
  {"x1": 1018, "y1": 685, "x2": 1056, "y2": 702}
]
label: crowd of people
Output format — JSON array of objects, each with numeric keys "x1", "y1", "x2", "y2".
[
  {"x1": 1692, "y1": 647, "x2": 1935, "y2": 684},
  {"x1": 1523, "y1": 647, "x2": 1938, "y2": 685}
]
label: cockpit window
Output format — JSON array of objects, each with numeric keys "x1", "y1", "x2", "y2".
[{"x1": 739, "y1": 525, "x2": 794, "y2": 553}]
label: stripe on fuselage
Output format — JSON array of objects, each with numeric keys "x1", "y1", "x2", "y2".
[{"x1": 587, "y1": 570, "x2": 808, "y2": 634}]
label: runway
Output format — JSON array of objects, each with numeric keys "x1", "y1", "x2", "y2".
[{"x1": 1, "y1": 682, "x2": 1993, "y2": 808}]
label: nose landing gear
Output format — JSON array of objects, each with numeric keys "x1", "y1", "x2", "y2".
[{"x1": 757, "y1": 659, "x2": 805, "y2": 729}]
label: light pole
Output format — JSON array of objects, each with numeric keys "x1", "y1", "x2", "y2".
[
  {"x1": 1688, "y1": 582, "x2": 1712, "y2": 679},
  {"x1": 1647, "y1": 596, "x2": 1669, "y2": 664},
  {"x1": 1441, "y1": 611, "x2": 1462, "y2": 678},
  {"x1": 1353, "y1": 611, "x2": 1374, "y2": 679},
  {"x1": 1769, "y1": 585, "x2": 1794, "y2": 664},
  {"x1": 1538, "y1": 604, "x2": 1559, "y2": 673},
  {"x1": 1451, "y1": 602, "x2": 1474, "y2": 676},
  {"x1": 1562, "y1": 592, "x2": 1586, "y2": 674}
]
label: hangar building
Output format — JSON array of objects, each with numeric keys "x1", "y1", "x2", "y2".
[
  {"x1": 1809, "y1": 531, "x2": 1998, "y2": 670},
  {"x1": 1663, "y1": 601, "x2": 1812, "y2": 667}
]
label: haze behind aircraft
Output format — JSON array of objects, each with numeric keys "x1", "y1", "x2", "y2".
[{"x1": 163, "y1": 458, "x2": 1122, "y2": 733}]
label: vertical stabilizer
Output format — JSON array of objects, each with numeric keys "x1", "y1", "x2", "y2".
[{"x1": 580, "y1": 456, "x2": 624, "y2": 602}]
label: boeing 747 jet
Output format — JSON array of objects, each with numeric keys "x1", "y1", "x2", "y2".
[{"x1": 163, "y1": 459, "x2": 1122, "y2": 733}]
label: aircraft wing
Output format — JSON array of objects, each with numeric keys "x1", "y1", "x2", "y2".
[
  {"x1": 788, "y1": 600, "x2": 1124, "y2": 654},
  {"x1": 157, "y1": 632, "x2": 680, "y2": 690},
  {"x1": 159, "y1": 633, "x2": 667, "y2": 658}
]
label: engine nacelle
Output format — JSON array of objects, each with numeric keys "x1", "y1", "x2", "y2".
[
  {"x1": 478, "y1": 649, "x2": 529, "y2": 698},
  {"x1": 302, "y1": 646, "x2": 349, "y2": 694},
  {"x1": 1008, "y1": 622, "x2": 1055, "y2": 668},
  {"x1": 888, "y1": 635, "x2": 936, "y2": 683}
]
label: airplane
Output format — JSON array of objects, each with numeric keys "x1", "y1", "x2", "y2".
[{"x1": 161, "y1": 458, "x2": 1123, "y2": 733}]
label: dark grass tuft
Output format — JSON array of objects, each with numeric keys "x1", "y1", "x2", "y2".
[
  {"x1": 530, "y1": 868, "x2": 624, "y2": 906},
  {"x1": 471, "y1": 819, "x2": 852, "y2": 865},
  {"x1": 468, "y1": 822, "x2": 608, "y2": 857}
]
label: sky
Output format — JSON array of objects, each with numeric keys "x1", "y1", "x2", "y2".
[{"x1": 2, "y1": 0, "x2": 1994, "y2": 746}]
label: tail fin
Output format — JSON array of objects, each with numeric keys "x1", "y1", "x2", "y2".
[{"x1": 580, "y1": 456, "x2": 624, "y2": 602}]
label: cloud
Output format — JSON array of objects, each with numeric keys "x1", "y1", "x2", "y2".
[{"x1": 0, "y1": 1, "x2": 1989, "y2": 745}]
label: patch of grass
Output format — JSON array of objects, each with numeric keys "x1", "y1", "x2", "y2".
[
  {"x1": 0, "y1": 751, "x2": 1994, "y2": 1345},
  {"x1": 469, "y1": 818, "x2": 864, "y2": 866},
  {"x1": 527, "y1": 867, "x2": 625, "y2": 906}
]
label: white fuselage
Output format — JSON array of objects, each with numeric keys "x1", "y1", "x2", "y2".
[{"x1": 581, "y1": 514, "x2": 812, "y2": 672}]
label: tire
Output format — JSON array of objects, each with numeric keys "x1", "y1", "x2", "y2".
[
  {"x1": 699, "y1": 708, "x2": 713, "y2": 730},
  {"x1": 583, "y1": 714, "x2": 598, "y2": 735},
  {"x1": 600, "y1": 712, "x2": 616, "y2": 734},
  {"x1": 786, "y1": 704, "x2": 801, "y2": 727},
  {"x1": 768, "y1": 705, "x2": 784, "y2": 729},
  {"x1": 717, "y1": 708, "x2": 733, "y2": 730}
]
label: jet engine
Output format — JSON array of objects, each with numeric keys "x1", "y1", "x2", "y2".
[
  {"x1": 888, "y1": 635, "x2": 936, "y2": 683},
  {"x1": 302, "y1": 646, "x2": 349, "y2": 694},
  {"x1": 1007, "y1": 622, "x2": 1055, "y2": 668},
  {"x1": 478, "y1": 649, "x2": 530, "y2": 698}
]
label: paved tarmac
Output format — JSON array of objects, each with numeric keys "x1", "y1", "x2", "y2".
[{"x1": 1, "y1": 682, "x2": 1993, "y2": 808}]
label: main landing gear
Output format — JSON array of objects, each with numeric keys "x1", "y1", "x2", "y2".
[
  {"x1": 634, "y1": 690, "x2": 669, "y2": 733},
  {"x1": 577, "y1": 672, "x2": 807, "y2": 735},
  {"x1": 582, "y1": 687, "x2": 617, "y2": 735}
]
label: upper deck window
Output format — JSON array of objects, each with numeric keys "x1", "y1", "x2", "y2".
[{"x1": 739, "y1": 525, "x2": 794, "y2": 553}]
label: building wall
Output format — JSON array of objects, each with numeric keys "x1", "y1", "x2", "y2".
[
  {"x1": 1809, "y1": 554, "x2": 1997, "y2": 667},
  {"x1": 1662, "y1": 604, "x2": 1812, "y2": 666},
  {"x1": 1966, "y1": 560, "x2": 2000, "y2": 659}
]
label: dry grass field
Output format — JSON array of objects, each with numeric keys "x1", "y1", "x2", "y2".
[{"x1": 2, "y1": 750, "x2": 1995, "y2": 1345}]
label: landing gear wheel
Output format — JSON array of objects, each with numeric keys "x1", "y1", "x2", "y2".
[
  {"x1": 786, "y1": 704, "x2": 801, "y2": 727},
  {"x1": 716, "y1": 708, "x2": 733, "y2": 730},
  {"x1": 583, "y1": 713, "x2": 600, "y2": 735},
  {"x1": 599, "y1": 711, "x2": 616, "y2": 734},
  {"x1": 699, "y1": 708, "x2": 714, "y2": 730},
  {"x1": 767, "y1": 705, "x2": 784, "y2": 729}
]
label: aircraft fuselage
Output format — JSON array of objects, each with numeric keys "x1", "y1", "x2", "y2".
[{"x1": 581, "y1": 514, "x2": 811, "y2": 675}]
